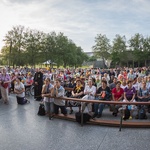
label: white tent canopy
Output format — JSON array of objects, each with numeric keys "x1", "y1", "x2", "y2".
[{"x1": 42, "y1": 60, "x2": 56, "y2": 65}]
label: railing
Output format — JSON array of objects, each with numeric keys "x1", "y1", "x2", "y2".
[{"x1": 47, "y1": 94, "x2": 150, "y2": 131}]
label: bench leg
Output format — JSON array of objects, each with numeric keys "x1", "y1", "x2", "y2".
[{"x1": 119, "y1": 115, "x2": 123, "y2": 131}]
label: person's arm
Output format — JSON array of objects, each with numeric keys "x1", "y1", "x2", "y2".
[
  {"x1": 130, "y1": 94, "x2": 135, "y2": 102},
  {"x1": 56, "y1": 87, "x2": 64, "y2": 97},
  {"x1": 14, "y1": 84, "x2": 25, "y2": 94},
  {"x1": 76, "y1": 91, "x2": 84, "y2": 97},
  {"x1": 124, "y1": 92, "x2": 129, "y2": 102},
  {"x1": 4, "y1": 75, "x2": 11, "y2": 84},
  {"x1": 90, "y1": 86, "x2": 96, "y2": 96},
  {"x1": 71, "y1": 87, "x2": 76, "y2": 97},
  {"x1": 41, "y1": 85, "x2": 47, "y2": 97},
  {"x1": 137, "y1": 90, "x2": 142, "y2": 99},
  {"x1": 112, "y1": 93, "x2": 115, "y2": 101},
  {"x1": 144, "y1": 90, "x2": 149, "y2": 99},
  {"x1": 118, "y1": 94, "x2": 123, "y2": 101}
]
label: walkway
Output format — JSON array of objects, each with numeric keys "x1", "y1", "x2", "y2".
[{"x1": 0, "y1": 95, "x2": 150, "y2": 150}]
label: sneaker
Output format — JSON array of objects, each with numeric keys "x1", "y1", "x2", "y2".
[{"x1": 129, "y1": 116, "x2": 132, "y2": 120}]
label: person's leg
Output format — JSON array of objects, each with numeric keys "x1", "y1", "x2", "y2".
[
  {"x1": 50, "y1": 102, "x2": 54, "y2": 114},
  {"x1": 60, "y1": 106, "x2": 67, "y2": 116},
  {"x1": 98, "y1": 103, "x2": 105, "y2": 117},
  {"x1": 87, "y1": 103, "x2": 92, "y2": 115},
  {"x1": 78, "y1": 105, "x2": 81, "y2": 112},
  {"x1": 44, "y1": 102, "x2": 50, "y2": 114},
  {"x1": 130, "y1": 99, "x2": 136, "y2": 119},
  {"x1": 1, "y1": 87, "x2": 9, "y2": 104},
  {"x1": 81, "y1": 102, "x2": 86, "y2": 112},
  {"x1": 69, "y1": 106, "x2": 73, "y2": 114},
  {"x1": 34, "y1": 85, "x2": 38, "y2": 99},
  {"x1": 54, "y1": 104, "x2": 59, "y2": 115},
  {"x1": 122, "y1": 99, "x2": 127, "y2": 117},
  {"x1": 93, "y1": 103, "x2": 99, "y2": 118}
]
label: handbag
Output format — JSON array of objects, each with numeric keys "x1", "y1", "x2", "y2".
[{"x1": 1, "y1": 82, "x2": 8, "y2": 89}]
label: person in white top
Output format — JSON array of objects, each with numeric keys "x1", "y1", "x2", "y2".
[
  {"x1": 120, "y1": 78, "x2": 127, "y2": 90},
  {"x1": 82, "y1": 79, "x2": 96, "y2": 115}
]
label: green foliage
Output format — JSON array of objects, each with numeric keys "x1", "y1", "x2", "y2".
[
  {"x1": 1, "y1": 25, "x2": 88, "y2": 68},
  {"x1": 111, "y1": 35, "x2": 127, "y2": 65},
  {"x1": 92, "y1": 33, "x2": 150, "y2": 67}
]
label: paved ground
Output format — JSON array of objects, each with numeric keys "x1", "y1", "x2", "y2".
[{"x1": 0, "y1": 95, "x2": 150, "y2": 150}]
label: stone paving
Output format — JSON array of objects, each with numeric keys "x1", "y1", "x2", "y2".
[{"x1": 0, "y1": 95, "x2": 150, "y2": 150}]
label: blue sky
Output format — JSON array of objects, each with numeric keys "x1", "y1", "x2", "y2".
[{"x1": 0, "y1": 0, "x2": 150, "y2": 52}]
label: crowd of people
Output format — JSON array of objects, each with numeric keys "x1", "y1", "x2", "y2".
[{"x1": 0, "y1": 66, "x2": 150, "y2": 120}]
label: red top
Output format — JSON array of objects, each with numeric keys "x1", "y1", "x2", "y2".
[{"x1": 112, "y1": 87, "x2": 124, "y2": 101}]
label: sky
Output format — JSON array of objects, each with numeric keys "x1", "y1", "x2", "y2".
[{"x1": 0, "y1": 0, "x2": 150, "y2": 52}]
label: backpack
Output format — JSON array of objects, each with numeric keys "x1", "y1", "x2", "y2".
[
  {"x1": 75, "y1": 112, "x2": 91, "y2": 124},
  {"x1": 123, "y1": 106, "x2": 130, "y2": 120},
  {"x1": 37, "y1": 103, "x2": 45, "y2": 116},
  {"x1": 16, "y1": 96, "x2": 28, "y2": 105},
  {"x1": 138, "y1": 106, "x2": 147, "y2": 119}
]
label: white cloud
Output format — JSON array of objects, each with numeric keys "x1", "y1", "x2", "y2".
[{"x1": 0, "y1": 0, "x2": 150, "y2": 52}]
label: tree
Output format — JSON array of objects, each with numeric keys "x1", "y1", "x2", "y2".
[
  {"x1": 92, "y1": 34, "x2": 111, "y2": 68},
  {"x1": 128, "y1": 33, "x2": 144, "y2": 67},
  {"x1": 111, "y1": 35, "x2": 127, "y2": 66},
  {"x1": 3, "y1": 25, "x2": 25, "y2": 67},
  {"x1": 24, "y1": 29, "x2": 44, "y2": 67},
  {"x1": 142, "y1": 37, "x2": 150, "y2": 66}
]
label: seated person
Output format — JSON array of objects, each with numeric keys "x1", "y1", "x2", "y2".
[
  {"x1": 122, "y1": 80, "x2": 136, "y2": 120},
  {"x1": 111, "y1": 81, "x2": 124, "y2": 116},
  {"x1": 51, "y1": 78, "x2": 67, "y2": 116},
  {"x1": 82, "y1": 79, "x2": 96, "y2": 115},
  {"x1": 69, "y1": 79, "x2": 84, "y2": 114},
  {"x1": 136, "y1": 81, "x2": 150, "y2": 119},
  {"x1": 25, "y1": 74, "x2": 33, "y2": 86},
  {"x1": 93, "y1": 80, "x2": 111, "y2": 118}
]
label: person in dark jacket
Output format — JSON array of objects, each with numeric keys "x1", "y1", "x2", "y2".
[{"x1": 34, "y1": 68, "x2": 43, "y2": 101}]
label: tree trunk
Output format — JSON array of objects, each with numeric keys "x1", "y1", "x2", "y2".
[
  {"x1": 102, "y1": 57, "x2": 105, "y2": 68},
  {"x1": 145, "y1": 60, "x2": 147, "y2": 67},
  {"x1": 132, "y1": 60, "x2": 134, "y2": 68}
]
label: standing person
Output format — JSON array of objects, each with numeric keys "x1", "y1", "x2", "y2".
[
  {"x1": 41, "y1": 78, "x2": 54, "y2": 116},
  {"x1": 34, "y1": 68, "x2": 43, "y2": 101},
  {"x1": 51, "y1": 78, "x2": 67, "y2": 116},
  {"x1": 0, "y1": 68, "x2": 11, "y2": 104}
]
